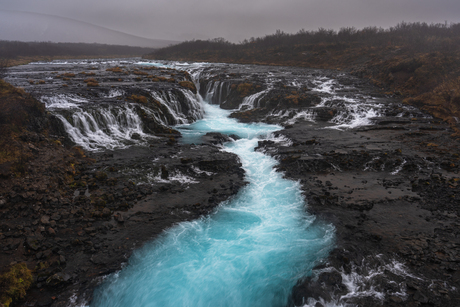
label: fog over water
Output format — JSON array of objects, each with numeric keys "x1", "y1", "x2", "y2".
[{"x1": 1, "y1": 0, "x2": 460, "y2": 43}]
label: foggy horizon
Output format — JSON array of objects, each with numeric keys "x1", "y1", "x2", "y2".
[{"x1": 1, "y1": 0, "x2": 460, "y2": 44}]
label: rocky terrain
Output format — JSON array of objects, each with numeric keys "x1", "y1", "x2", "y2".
[
  {"x1": 2, "y1": 59, "x2": 460, "y2": 306},
  {"x1": 0, "y1": 61, "x2": 246, "y2": 306},
  {"x1": 231, "y1": 84, "x2": 460, "y2": 305},
  {"x1": 0, "y1": 137, "x2": 245, "y2": 307}
]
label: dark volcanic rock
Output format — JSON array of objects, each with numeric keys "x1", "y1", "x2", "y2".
[
  {"x1": 256, "y1": 111, "x2": 460, "y2": 306},
  {"x1": 202, "y1": 132, "x2": 232, "y2": 145}
]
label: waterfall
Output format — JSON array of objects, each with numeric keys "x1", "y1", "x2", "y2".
[
  {"x1": 239, "y1": 89, "x2": 270, "y2": 110},
  {"x1": 43, "y1": 87, "x2": 204, "y2": 150},
  {"x1": 53, "y1": 104, "x2": 148, "y2": 151}
]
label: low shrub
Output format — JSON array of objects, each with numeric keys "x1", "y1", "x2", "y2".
[
  {"x1": 127, "y1": 94, "x2": 148, "y2": 104},
  {"x1": 83, "y1": 78, "x2": 99, "y2": 87},
  {"x1": 179, "y1": 81, "x2": 197, "y2": 93},
  {"x1": 0, "y1": 263, "x2": 33, "y2": 307}
]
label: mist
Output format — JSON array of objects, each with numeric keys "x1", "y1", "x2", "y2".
[{"x1": 1, "y1": 0, "x2": 460, "y2": 42}]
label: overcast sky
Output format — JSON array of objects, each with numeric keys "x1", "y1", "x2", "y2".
[{"x1": 2, "y1": 0, "x2": 460, "y2": 42}]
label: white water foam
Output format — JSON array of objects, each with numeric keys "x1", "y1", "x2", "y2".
[
  {"x1": 41, "y1": 94, "x2": 89, "y2": 109},
  {"x1": 149, "y1": 89, "x2": 204, "y2": 125},
  {"x1": 286, "y1": 110, "x2": 316, "y2": 125},
  {"x1": 301, "y1": 255, "x2": 422, "y2": 307},
  {"x1": 313, "y1": 78, "x2": 336, "y2": 94},
  {"x1": 149, "y1": 170, "x2": 199, "y2": 185},
  {"x1": 106, "y1": 89, "x2": 124, "y2": 98},
  {"x1": 329, "y1": 104, "x2": 382, "y2": 130},
  {"x1": 54, "y1": 104, "x2": 150, "y2": 151},
  {"x1": 239, "y1": 89, "x2": 270, "y2": 110},
  {"x1": 191, "y1": 166, "x2": 215, "y2": 176}
]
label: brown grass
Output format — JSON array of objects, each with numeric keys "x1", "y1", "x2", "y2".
[
  {"x1": 83, "y1": 78, "x2": 99, "y2": 87},
  {"x1": 127, "y1": 94, "x2": 148, "y2": 104},
  {"x1": 106, "y1": 67, "x2": 124, "y2": 73},
  {"x1": 237, "y1": 83, "x2": 254, "y2": 97},
  {"x1": 178, "y1": 81, "x2": 197, "y2": 93},
  {"x1": 133, "y1": 70, "x2": 148, "y2": 76}
]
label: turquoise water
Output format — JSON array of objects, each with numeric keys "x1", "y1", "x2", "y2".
[
  {"x1": 90, "y1": 103, "x2": 334, "y2": 307},
  {"x1": 176, "y1": 103, "x2": 276, "y2": 143}
]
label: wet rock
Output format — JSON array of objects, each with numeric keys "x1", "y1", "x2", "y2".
[
  {"x1": 291, "y1": 271, "x2": 347, "y2": 305},
  {"x1": 413, "y1": 291, "x2": 429, "y2": 303},
  {"x1": 229, "y1": 134, "x2": 241, "y2": 140},
  {"x1": 131, "y1": 133, "x2": 141, "y2": 140},
  {"x1": 47, "y1": 227, "x2": 56, "y2": 236},
  {"x1": 114, "y1": 213, "x2": 124, "y2": 223},
  {"x1": 160, "y1": 165, "x2": 169, "y2": 179},
  {"x1": 102, "y1": 207, "x2": 111, "y2": 217},
  {"x1": 202, "y1": 132, "x2": 231, "y2": 145},
  {"x1": 40, "y1": 215, "x2": 50, "y2": 225},
  {"x1": 46, "y1": 272, "x2": 71, "y2": 287},
  {"x1": 26, "y1": 236, "x2": 43, "y2": 251}
]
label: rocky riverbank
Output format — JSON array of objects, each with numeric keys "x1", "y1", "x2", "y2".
[
  {"x1": 232, "y1": 93, "x2": 460, "y2": 305},
  {"x1": 0, "y1": 68, "x2": 247, "y2": 306},
  {"x1": 0, "y1": 131, "x2": 246, "y2": 307}
]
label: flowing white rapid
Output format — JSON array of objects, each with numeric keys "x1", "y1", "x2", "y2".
[
  {"x1": 90, "y1": 102, "x2": 335, "y2": 307},
  {"x1": 40, "y1": 88, "x2": 203, "y2": 151},
  {"x1": 52, "y1": 104, "x2": 149, "y2": 151}
]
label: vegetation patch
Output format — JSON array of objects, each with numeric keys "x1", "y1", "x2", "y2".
[
  {"x1": 127, "y1": 94, "x2": 148, "y2": 104},
  {"x1": 83, "y1": 78, "x2": 99, "y2": 87},
  {"x1": 236, "y1": 83, "x2": 254, "y2": 97},
  {"x1": 0, "y1": 263, "x2": 33, "y2": 307},
  {"x1": 178, "y1": 81, "x2": 197, "y2": 93},
  {"x1": 0, "y1": 41, "x2": 156, "y2": 60},
  {"x1": 106, "y1": 67, "x2": 124, "y2": 73},
  {"x1": 133, "y1": 70, "x2": 148, "y2": 76}
]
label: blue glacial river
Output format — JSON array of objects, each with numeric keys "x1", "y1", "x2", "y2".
[{"x1": 90, "y1": 102, "x2": 334, "y2": 307}]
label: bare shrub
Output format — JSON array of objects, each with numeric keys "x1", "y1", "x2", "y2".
[{"x1": 0, "y1": 58, "x2": 9, "y2": 80}]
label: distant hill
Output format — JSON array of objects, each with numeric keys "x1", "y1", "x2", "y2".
[
  {"x1": 0, "y1": 10, "x2": 179, "y2": 48},
  {"x1": 0, "y1": 41, "x2": 158, "y2": 60}
]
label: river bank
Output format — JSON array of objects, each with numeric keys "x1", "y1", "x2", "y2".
[
  {"x1": 232, "y1": 81, "x2": 460, "y2": 306},
  {"x1": 0, "y1": 111, "x2": 246, "y2": 307}
]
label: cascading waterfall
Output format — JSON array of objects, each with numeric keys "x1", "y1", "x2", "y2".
[
  {"x1": 179, "y1": 88, "x2": 205, "y2": 121},
  {"x1": 239, "y1": 89, "x2": 269, "y2": 110},
  {"x1": 204, "y1": 80, "x2": 230, "y2": 105},
  {"x1": 311, "y1": 78, "x2": 384, "y2": 129},
  {"x1": 204, "y1": 81, "x2": 221, "y2": 104},
  {"x1": 90, "y1": 85, "x2": 335, "y2": 306},
  {"x1": 53, "y1": 104, "x2": 148, "y2": 151},
  {"x1": 149, "y1": 89, "x2": 204, "y2": 125},
  {"x1": 43, "y1": 87, "x2": 204, "y2": 151}
]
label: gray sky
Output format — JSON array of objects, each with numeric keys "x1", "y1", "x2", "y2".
[{"x1": 2, "y1": 0, "x2": 460, "y2": 42}]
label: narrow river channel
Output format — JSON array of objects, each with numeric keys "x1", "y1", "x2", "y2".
[{"x1": 90, "y1": 101, "x2": 335, "y2": 307}]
